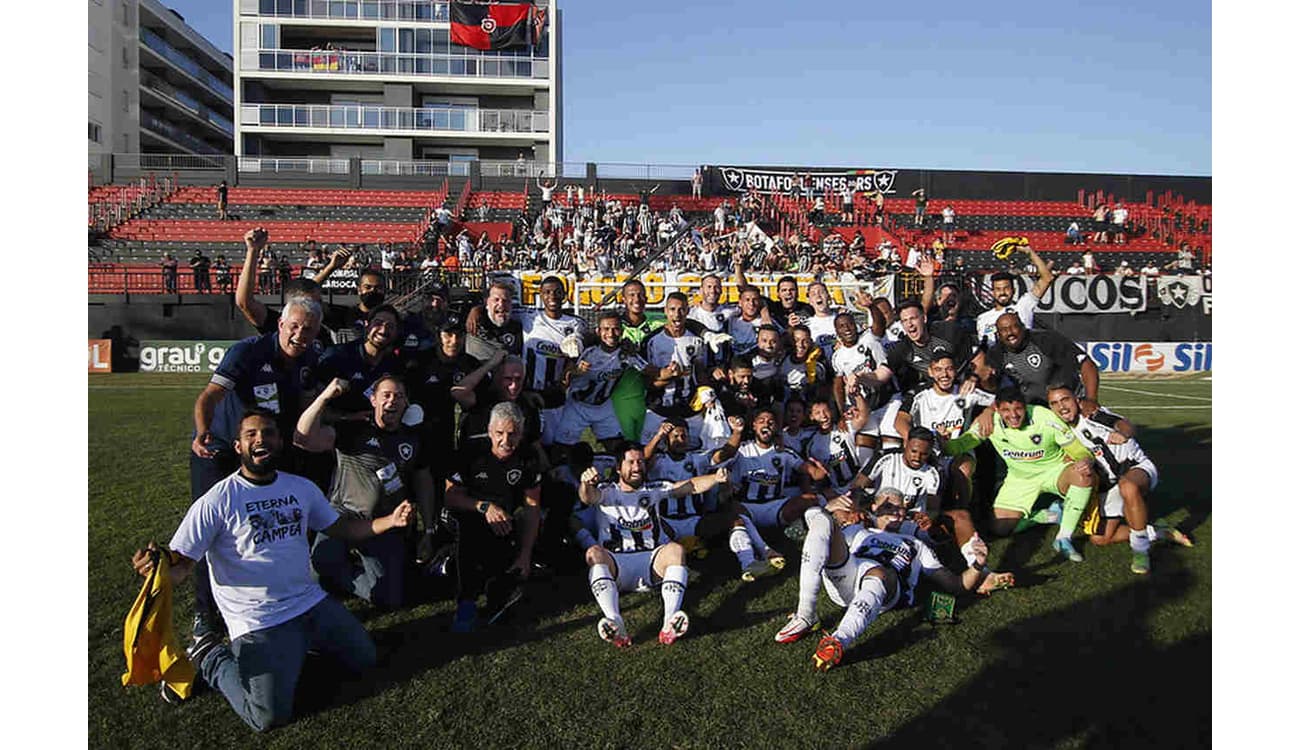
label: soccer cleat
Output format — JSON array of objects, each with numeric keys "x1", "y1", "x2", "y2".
[
  {"x1": 1130, "y1": 550, "x2": 1151, "y2": 575},
  {"x1": 451, "y1": 600, "x2": 478, "y2": 633},
  {"x1": 741, "y1": 559, "x2": 776, "y2": 583},
  {"x1": 775, "y1": 613, "x2": 820, "y2": 644},
  {"x1": 191, "y1": 612, "x2": 222, "y2": 641},
  {"x1": 598, "y1": 617, "x2": 632, "y2": 648},
  {"x1": 766, "y1": 551, "x2": 787, "y2": 571},
  {"x1": 812, "y1": 634, "x2": 844, "y2": 671},
  {"x1": 659, "y1": 610, "x2": 690, "y2": 645},
  {"x1": 1053, "y1": 537, "x2": 1084, "y2": 563},
  {"x1": 1155, "y1": 523, "x2": 1194, "y2": 548},
  {"x1": 487, "y1": 584, "x2": 524, "y2": 626},
  {"x1": 1042, "y1": 501, "x2": 1063, "y2": 525}
]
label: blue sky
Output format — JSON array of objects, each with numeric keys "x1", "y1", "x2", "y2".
[{"x1": 166, "y1": 0, "x2": 1210, "y2": 175}]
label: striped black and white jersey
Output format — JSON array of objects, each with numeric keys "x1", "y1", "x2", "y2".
[
  {"x1": 1068, "y1": 408, "x2": 1152, "y2": 483},
  {"x1": 519, "y1": 309, "x2": 587, "y2": 406},
  {"x1": 732, "y1": 441, "x2": 805, "y2": 503},
  {"x1": 687, "y1": 304, "x2": 739, "y2": 333},
  {"x1": 804, "y1": 428, "x2": 866, "y2": 493},
  {"x1": 830, "y1": 332, "x2": 893, "y2": 409},
  {"x1": 845, "y1": 528, "x2": 944, "y2": 608},
  {"x1": 643, "y1": 327, "x2": 707, "y2": 415},
  {"x1": 648, "y1": 451, "x2": 717, "y2": 519},
  {"x1": 569, "y1": 344, "x2": 647, "y2": 405},
  {"x1": 860, "y1": 449, "x2": 942, "y2": 514},
  {"x1": 594, "y1": 480, "x2": 674, "y2": 553},
  {"x1": 903, "y1": 386, "x2": 995, "y2": 449}
]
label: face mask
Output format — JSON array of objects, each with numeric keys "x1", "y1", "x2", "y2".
[{"x1": 360, "y1": 291, "x2": 385, "y2": 308}]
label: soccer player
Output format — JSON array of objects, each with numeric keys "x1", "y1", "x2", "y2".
[
  {"x1": 885, "y1": 299, "x2": 979, "y2": 396},
  {"x1": 518, "y1": 275, "x2": 588, "y2": 446},
  {"x1": 944, "y1": 388, "x2": 1097, "y2": 562},
  {"x1": 294, "y1": 376, "x2": 433, "y2": 609},
  {"x1": 750, "y1": 324, "x2": 786, "y2": 404},
  {"x1": 554, "y1": 311, "x2": 659, "y2": 452},
  {"x1": 644, "y1": 418, "x2": 785, "y2": 581},
  {"x1": 686, "y1": 273, "x2": 739, "y2": 370},
  {"x1": 894, "y1": 350, "x2": 993, "y2": 515},
  {"x1": 618, "y1": 278, "x2": 662, "y2": 346},
  {"x1": 714, "y1": 406, "x2": 825, "y2": 538},
  {"x1": 782, "y1": 397, "x2": 818, "y2": 455},
  {"x1": 1046, "y1": 385, "x2": 1193, "y2": 574},
  {"x1": 803, "y1": 281, "x2": 842, "y2": 361},
  {"x1": 805, "y1": 382, "x2": 874, "y2": 498},
  {"x1": 779, "y1": 324, "x2": 831, "y2": 405},
  {"x1": 830, "y1": 312, "x2": 894, "y2": 415},
  {"x1": 132, "y1": 409, "x2": 412, "y2": 729},
  {"x1": 578, "y1": 446, "x2": 731, "y2": 646},
  {"x1": 444, "y1": 401, "x2": 544, "y2": 631},
  {"x1": 726, "y1": 285, "x2": 777, "y2": 358},
  {"x1": 641, "y1": 292, "x2": 710, "y2": 444},
  {"x1": 986, "y1": 312, "x2": 1099, "y2": 407},
  {"x1": 970, "y1": 245, "x2": 1055, "y2": 348},
  {"x1": 768, "y1": 275, "x2": 815, "y2": 330},
  {"x1": 774, "y1": 501, "x2": 1012, "y2": 670}
]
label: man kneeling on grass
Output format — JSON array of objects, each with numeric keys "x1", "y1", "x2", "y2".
[{"x1": 131, "y1": 409, "x2": 412, "y2": 732}]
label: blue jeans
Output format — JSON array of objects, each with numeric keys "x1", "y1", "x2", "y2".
[
  {"x1": 198, "y1": 596, "x2": 377, "y2": 732},
  {"x1": 310, "y1": 530, "x2": 406, "y2": 610},
  {"x1": 189, "y1": 451, "x2": 239, "y2": 635}
]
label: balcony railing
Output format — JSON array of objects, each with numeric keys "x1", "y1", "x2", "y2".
[
  {"x1": 140, "y1": 112, "x2": 227, "y2": 155},
  {"x1": 139, "y1": 72, "x2": 235, "y2": 136},
  {"x1": 139, "y1": 28, "x2": 235, "y2": 101},
  {"x1": 243, "y1": 47, "x2": 548, "y2": 80},
  {"x1": 241, "y1": 103, "x2": 548, "y2": 135},
  {"x1": 238, "y1": 156, "x2": 351, "y2": 174}
]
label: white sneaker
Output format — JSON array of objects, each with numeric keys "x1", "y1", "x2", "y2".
[
  {"x1": 659, "y1": 610, "x2": 690, "y2": 645},
  {"x1": 774, "y1": 613, "x2": 819, "y2": 644}
]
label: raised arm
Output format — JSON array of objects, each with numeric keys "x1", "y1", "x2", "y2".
[
  {"x1": 294, "y1": 378, "x2": 347, "y2": 452},
  {"x1": 312, "y1": 245, "x2": 350, "y2": 286},
  {"x1": 670, "y1": 467, "x2": 729, "y2": 499},
  {"x1": 1024, "y1": 246, "x2": 1055, "y2": 299},
  {"x1": 235, "y1": 228, "x2": 269, "y2": 327}
]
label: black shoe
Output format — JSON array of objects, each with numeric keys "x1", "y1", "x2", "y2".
[{"x1": 487, "y1": 582, "x2": 524, "y2": 626}]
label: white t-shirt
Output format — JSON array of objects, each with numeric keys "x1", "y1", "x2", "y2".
[
  {"x1": 975, "y1": 292, "x2": 1039, "y2": 348},
  {"x1": 169, "y1": 471, "x2": 339, "y2": 640}
]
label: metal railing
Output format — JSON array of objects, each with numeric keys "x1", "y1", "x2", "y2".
[
  {"x1": 237, "y1": 156, "x2": 351, "y2": 174},
  {"x1": 593, "y1": 163, "x2": 699, "y2": 181},
  {"x1": 87, "y1": 264, "x2": 488, "y2": 298},
  {"x1": 114, "y1": 153, "x2": 227, "y2": 171},
  {"x1": 242, "y1": 0, "x2": 453, "y2": 22},
  {"x1": 360, "y1": 159, "x2": 454, "y2": 176},
  {"x1": 243, "y1": 47, "x2": 549, "y2": 80},
  {"x1": 139, "y1": 72, "x2": 235, "y2": 136},
  {"x1": 139, "y1": 28, "x2": 235, "y2": 101},
  {"x1": 240, "y1": 103, "x2": 548, "y2": 134}
]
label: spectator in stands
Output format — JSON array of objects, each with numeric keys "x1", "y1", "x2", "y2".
[
  {"x1": 538, "y1": 175, "x2": 557, "y2": 211},
  {"x1": 515, "y1": 153, "x2": 528, "y2": 177},
  {"x1": 190, "y1": 250, "x2": 212, "y2": 294},
  {"x1": 1112, "y1": 202, "x2": 1128, "y2": 245},
  {"x1": 161, "y1": 253, "x2": 179, "y2": 294},
  {"x1": 840, "y1": 185, "x2": 855, "y2": 225},
  {"x1": 692, "y1": 168, "x2": 704, "y2": 199},
  {"x1": 257, "y1": 250, "x2": 275, "y2": 293},
  {"x1": 1064, "y1": 259, "x2": 1086, "y2": 275},
  {"x1": 216, "y1": 180, "x2": 228, "y2": 221},
  {"x1": 1116, "y1": 261, "x2": 1136, "y2": 278},
  {"x1": 941, "y1": 205, "x2": 956, "y2": 244},
  {"x1": 381, "y1": 244, "x2": 397, "y2": 275},
  {"x1": 276, "y1": 254, "x2": 293, "y2": 289},
  {"x1": 873, "y1": 191, "x2": 886, "y2": 226},
  {"x1": 1082, "y1": 249, "x2": 1098, "y2": 275},
  {"x1": 1092, "y1": 204, "x2": 1109, "y2": 244},
  {"x1": 809, "y1": 195, "x2": 826, "y2": 226},
  {"x1": 911, "y1": 188, "x2": 928, "y2": 226},
  {"x1": 1141, "y1": 260, "x2": 1161, "y2": 280},
  {"x1": 1066, "y1": 220, "x2": 1082, "y2": 246},
  {"x1": 214, "y1": 255, "x2": 231, "y2": 294},
  {"x1": 1165, "y1": 243, "x2": 1196, "y2": 273}
]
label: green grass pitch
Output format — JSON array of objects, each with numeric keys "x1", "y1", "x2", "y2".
[{"x1": 89, "y1": 372, "x2": 1211, "y2": 748}]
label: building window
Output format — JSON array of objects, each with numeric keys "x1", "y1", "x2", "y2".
[{"x1": 88, "y1": 122, "x2": 103, "y2": 143}]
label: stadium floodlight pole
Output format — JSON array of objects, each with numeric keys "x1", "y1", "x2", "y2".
[{"x1": 594, "y1": 219, "x2": 703, "y2": 310}]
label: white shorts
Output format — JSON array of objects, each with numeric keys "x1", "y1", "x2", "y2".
[
  {"x1": 866, "y1": 396, "x2": 904, "y2": 442},
  {"x1": 742, "y1": 493, "x2": 802, "y2": 528},
  {"x1": 640, "y1": 412, "x2": 704, "y2": 448},
  {"x1": 661, "y1": 515, "x2": 701, "y2": 539},
  {"x1": 555, "y1": 400, "x2": 624, "y2": 445},
  {"x1": 1101, "y1": 460, "x2": 1159, "y2": 518},
  {"x1": 821, "y1": 557, "x2": 901, "y2": 610},
  {"x1": 611, "y1": 546, "x2": 669, "y2": 593}
]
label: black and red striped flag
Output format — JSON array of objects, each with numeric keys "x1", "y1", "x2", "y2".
[{"x1": 450, "y1": 2, "x2": 534, "y2": 51}]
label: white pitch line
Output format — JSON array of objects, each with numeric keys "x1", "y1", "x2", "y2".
[
  {"x1": 89, "y1": 385, "x2": 196, "y2": 390},
  {"x1": 1099, "y1": 405, "x2": 1211, "y2": 410},
  {"x1": 1104, "y1": 385, "x2": 1212, "y2": 402}
]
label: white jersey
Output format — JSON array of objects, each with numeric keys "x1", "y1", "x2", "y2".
[
  {"x1": 905, "y1": 386, "x2": 995, "y2": 445},
  {"x1": 779, "y1": 355, "x2": 830, "y2": 402},
  {"x1": 519, "y1": 309, "x2": 587, "y2": 394},
  {"x1": 805, "y1": 313, "x2": 840, "y2": 360},
  {"x1": 881, "y1": 320, "x2": 905, "y2": 350},
  {"x1": 569, "y1": 344, "x2": 647, "y2": 406},
  {"x1": 805, "y1": 428, "x2": 867, "y2": 493},
  {"x1": 862, "y1": 450, "x2": 942, "y2": 514},
  {"x1": 688, "y1": 303, "x2": 738, "y2": 333},
  {"x1": 731, "y1": 441, "x2": 805, "y2": 503},
  {"x1": 643, "y1": 327, "x2": 707, "y2": 414},
  {"x1": 1068, "y1": 409, "x2": 1152, "y2": 483},
  {"x1": 843, "y1": 528, "x2": 944, "y2": 608},
  {"x1": 975, "y1": 293, "x2": 1039, "y2": 349},
  {"x1": 648, "y1": 450, "x2": 717, "y2": 518},
  {"x1": 593, "y1": 480, "x2": 675, "y2": 553},
  {"x1": 830, "y1": 333, "x2": 891, "y2": 407}
]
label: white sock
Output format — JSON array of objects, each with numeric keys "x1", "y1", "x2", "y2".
[
  {"x1": 832, "y1": 574, "x2": 887, "y2": 647},
  {"x1": 739, "y1": 514, "x2": 769, "y2": 557},
  {"x1": 729, "y1": 525, "x2": 756, "y2": 569},
  {"x1": 588, "y1": 564, "x2": 621, "y2": 623},
  {"x1": 660, "y1": 565, "x2": 688, "y2": 628},
  {"x1": 1129, "y1": 526, "x2": 1151, "y2": 553},
  {"x1": 797, "y1": 509, "x2": 833, "y2": 621}
]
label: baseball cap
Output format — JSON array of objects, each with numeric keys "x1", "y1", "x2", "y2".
[
  {"x1": 437, "y1": 314, "x2": 465, "y2": 333},
  {"x1": 429, "y1": 282, "x2": 449, "y2": 299}
]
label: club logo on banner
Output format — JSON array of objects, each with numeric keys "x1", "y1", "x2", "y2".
[
  {"x1": 1156, "y1": 275, "x2": 1209, "y2": 310},
  {"x1": 713, "y1": 166, "x2": 900, "y2": 196}
]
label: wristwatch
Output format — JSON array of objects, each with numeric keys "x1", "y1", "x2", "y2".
[{"x1": 477, "y1": 501, "x2": 490, "y2": 514}]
